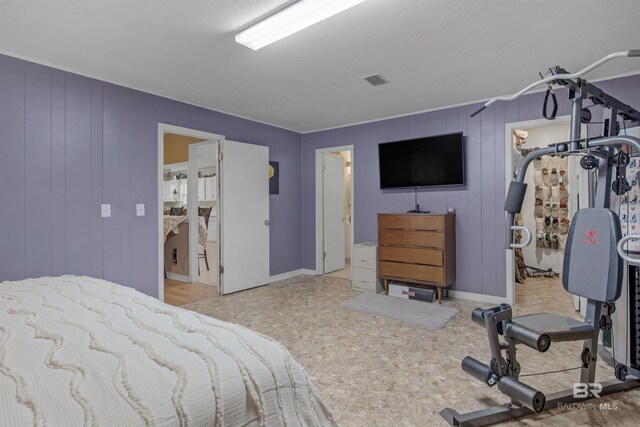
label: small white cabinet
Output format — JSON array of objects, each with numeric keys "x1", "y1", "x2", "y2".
[
  {"x1": 351, "y1": 242, "x2": 382, "y2": 293},
  {"x1": 164, "y1": 180, "x2": 181, "y2": 203},
  {"x1": 198, "y1": 176, "x2": 217, "y2": 201},
  {"x1": 205, "y1": 176, "x2": 217, "y2": 201}
]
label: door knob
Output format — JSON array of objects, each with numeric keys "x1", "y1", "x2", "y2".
[
  {"x1": 341, "y1": 217, "x2": 346, "y2": 221},
  {"x1": 264, "y1": 220, "x2": 270, "y2": 226}
]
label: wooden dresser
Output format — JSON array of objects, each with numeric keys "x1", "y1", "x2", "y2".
[{"x1": 377, "y1": 213, "x2": 456, "y2": 304}]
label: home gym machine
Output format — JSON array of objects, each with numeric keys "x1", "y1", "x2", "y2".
[{"x1": 440, "y1": 50, "x2": 640, "y2": 426}]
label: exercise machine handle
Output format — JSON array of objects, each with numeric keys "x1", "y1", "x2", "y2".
[
  {"x1": 509, "y1": 226, "x2": 532, "y2": 249},
  {"x1": 617, "y1": 235, "x2": 640, "y2": 265},
  {"x1": 470, "y1": 50, "x2": 639, "y2": 117}
]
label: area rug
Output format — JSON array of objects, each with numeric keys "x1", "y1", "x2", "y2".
[{"x1": 341, "y1": 293, "x2": 458, "y2": 329}]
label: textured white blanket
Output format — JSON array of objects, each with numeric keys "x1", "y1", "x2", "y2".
[{"x1": 0, "y1": 276, "x2": 336, "y2": 426}]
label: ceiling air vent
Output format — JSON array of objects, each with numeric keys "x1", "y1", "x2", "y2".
[{"x1": 363, "y1": 73, "x2": 389, "y2": 87}]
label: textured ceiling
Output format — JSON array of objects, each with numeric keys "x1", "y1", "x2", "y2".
[{"x1": 1, "y1": 0, "x2": 640, "y2": 132}]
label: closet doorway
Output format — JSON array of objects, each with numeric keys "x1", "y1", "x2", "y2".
[
  {"x1": 315, "y1": 146, "x2": 354, "y2": 280},
  {"x1": 505, "y1": 116, "x2": 584, "y2": 308}
]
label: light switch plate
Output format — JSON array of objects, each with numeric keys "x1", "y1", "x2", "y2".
[
  {"x1": 136, "y1": 204, "x2": 145, "y2": 217},
  {"x1": 101, "y1": 204, "x2": 111, "y2": 218}
]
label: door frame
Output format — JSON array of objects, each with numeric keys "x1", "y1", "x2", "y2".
[
  {"x1": 315, "y1": 145, "x2": 355, "y2": 275},
  {"x1": 504, "y1": 116, "x2": 573, "y2": 305},
  {"x1": 157, "y1": 123, "x2": 224, "y2": 302}
]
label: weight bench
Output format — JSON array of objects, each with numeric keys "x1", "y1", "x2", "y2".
[{"x1": 441, "y1": 208, "x2": 640, "y2": 426}]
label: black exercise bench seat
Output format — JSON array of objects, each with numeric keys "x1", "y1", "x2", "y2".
[{"x1": 510, "y1": 312, "x2": 594, "y2": 344}]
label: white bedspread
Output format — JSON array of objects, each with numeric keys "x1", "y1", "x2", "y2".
[{"x1": 0, "y1": 276, "x2": 336, "y2": 426}]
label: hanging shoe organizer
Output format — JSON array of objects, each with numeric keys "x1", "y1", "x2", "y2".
[{"x1": 533, "y1": 155, "x2": 570, "y2": 250}]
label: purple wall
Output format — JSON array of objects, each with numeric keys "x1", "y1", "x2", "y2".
[
  {"x1": 3, "y1": 50, "x2": 640, "y2": 300},
  {"x1": 0, "y1": 54, "x2": 303, "y2": 297},
  {"x1": 302, "y1": 74, "x2": 640, "y2": 297}
]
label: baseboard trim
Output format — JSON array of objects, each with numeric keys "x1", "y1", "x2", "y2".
[
  {"x1": 299, "y1": 268, "x2": 317, "y2": 276},
  {"x1": 269, "y1": 268, "x2": 316, "y2": 283},
  {"x1": 166, "y1": 272, "x2": 190, "y2": 283},
  {"x1": 448, "y1": 289, "x2": 510, "y2": 305}
]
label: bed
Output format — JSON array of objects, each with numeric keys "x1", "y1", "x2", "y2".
[{"x1": 0, "y1": 276, "x2": 336, "y2": 426}]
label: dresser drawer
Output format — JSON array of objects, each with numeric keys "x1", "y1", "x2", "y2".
[
  {"x1": 352, "y1": 266, "x2": 380, "y2": 292},
  {"x1": 352, "y1": 245, "x2": 376, "y2": 269},
  {"x1": 378, "y1": 229, "x2": 443, "y2": 249},
  {"x1": 378, "y1": 215, "x2": 443, "y2": 231},
  {"x1": 379, "y1": 261, "x2": 444, "y2": 284},
  {"x1": 378, "y1": 246, "x2": 443, "y2": 266}
]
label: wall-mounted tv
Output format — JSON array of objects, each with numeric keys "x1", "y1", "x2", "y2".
[{"x1": 378, "y1": 132, "x2": 465, "y2": 189}]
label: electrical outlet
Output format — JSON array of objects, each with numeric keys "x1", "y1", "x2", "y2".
[
  {"x1": 136, "y1": 204, "x2": 145, "y2": 216},
  {"x1": 101, "y1": 204, "x2": 111, "y2": 218}
]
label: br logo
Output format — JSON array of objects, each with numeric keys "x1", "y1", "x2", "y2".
[
  {"x1": 573, "y1": 383, "x2": 602, "y2": 398},
  {"x1": 582, "y1": 229, "x2": 599, "y2": 245}
]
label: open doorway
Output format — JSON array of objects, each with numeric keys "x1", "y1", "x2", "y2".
[
  {"x1": 315, "y1": 145, "x2": 354, "y2": 280},
  {"x1": 505, "y1": 117, "x2": 582, "y2": 312},
  {"x1": 158, "y1": 124, "x2": 222, "y2": 306}
]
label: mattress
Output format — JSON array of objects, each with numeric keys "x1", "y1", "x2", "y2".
[{"x1": 0, "y1": 276, "x2": 336, "y2": 426}]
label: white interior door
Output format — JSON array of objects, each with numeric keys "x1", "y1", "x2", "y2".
[
  {"x1": 323, "y1": 154, "x2": 346, "y2": 273},
  {"x1": 220, "y1": 140, "x2": 269, "y2": 294}
]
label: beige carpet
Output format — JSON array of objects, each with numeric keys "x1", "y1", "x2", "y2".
[{"x1": 181, "y1": 276, "x2": 640, "y2": 426}]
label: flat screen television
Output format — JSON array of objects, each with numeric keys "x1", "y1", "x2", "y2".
[{"x1": 378, "y1": 132, "x2": 465, "y2": 189}]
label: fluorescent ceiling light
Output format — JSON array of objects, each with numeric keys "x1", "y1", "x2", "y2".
[{"x1": 236, "y1": 0, "x2": 369, "y2": 51}]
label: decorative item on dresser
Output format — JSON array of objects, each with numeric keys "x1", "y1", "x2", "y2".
[
  {"x1": 377, "y1": 213, "x2": 456, "y2": 304},
  {"x1": 351, "y1": 242, "x2": 383, "y2": 293}
]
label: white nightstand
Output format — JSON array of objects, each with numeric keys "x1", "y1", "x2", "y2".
[{"x1": 351, "y1": 242, "x2": 382, "y2": 293}]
